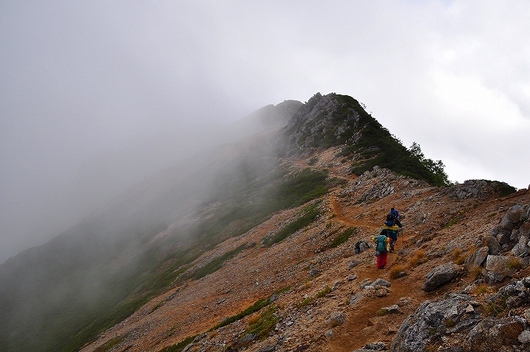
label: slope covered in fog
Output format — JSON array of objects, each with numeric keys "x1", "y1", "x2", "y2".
[{"x1": 0, "y1": 93, "x2": 516, "y2": 352}]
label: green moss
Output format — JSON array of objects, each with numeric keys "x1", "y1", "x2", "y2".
[
  {"x1": 316, "y1": 286, "x2": 331, "y2": 298},
  {"x1": 158, "y1": 335, "x2": 196, "y2": 352},
  {"x1": 214, "y1": 296, "x2": 274, "y2": 330},
  {"x1": 191, "y1": 244, "x2": 247, "y2": 279},
  {"x1": 246, "y1": 306, "x2": 278, "y2": 339},
  {"x1": 262, "y1": 202, "x2": 320, "y2": 246},
  {"x1": 328, "y1": 227, "x2": 357, "y2": 248}
]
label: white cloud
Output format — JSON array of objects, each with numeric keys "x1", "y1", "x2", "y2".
[{"x1": 1, "y1": 0, "x2": 530, "y2": 262}]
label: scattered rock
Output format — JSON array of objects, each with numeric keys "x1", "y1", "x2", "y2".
[
  {"x1": 518, "y1": 330, "x2": 530, "y2": 344},
  {"x1": 485, "y1": 255, "x2": 520, "y2": 278},
  {"x1": 328, "y1": 311, "x2": 345, "y2": 327},
  {"x1": 309, "y1": 268, "x2": 321, "y2": 277},
  {"x1": 353, "y1": 341, "x2": 387, "y2": 351},
  {"x1": 350, "y1": 293, "x2": 361, "y2": 305},
  {"x1": 464, "y1": 246, "x2": 489, "y2": 271},
  {"x1": 372, "y1": 278, "x2": 391, "y2": 288},
  {"x1": 349, "y1": 259, "x2": 363, "y2": 269},
  {"x1": 355, "y1": 240, "x2": 371, "y2": 254},
  {"x1": 423, "y1": 263, "x2": 459, "y2": 292},
  {"x1": 381, "y1": 304, "x2": 401, "y2": 314}
]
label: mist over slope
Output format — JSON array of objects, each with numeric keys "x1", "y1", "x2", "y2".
[{"x1": 0, "y1": 93, "x2": 524, "y2": 352}]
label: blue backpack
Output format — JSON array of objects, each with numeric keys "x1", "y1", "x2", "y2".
[{"x1": 376, "y1": 235, "x2": 387, "y2": 253}]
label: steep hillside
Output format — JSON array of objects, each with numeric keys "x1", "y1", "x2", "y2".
[
  {"x1": 1, "y1": 93, "x2": 526, "y2": 352},
  {"x1": 77, "y1": 153, "x2": 530, "y2": 352}
]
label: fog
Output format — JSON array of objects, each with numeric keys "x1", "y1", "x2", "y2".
[{"x1": 2, "y1": 1, "x2": 530, "y2": 263}]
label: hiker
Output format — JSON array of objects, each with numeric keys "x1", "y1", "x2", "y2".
[
  {"x1": 373, "y1": 229, "x2": 389, "y2": 269},
  {"x1": 383, "y1": 222, "x2": 400, "y2": 251},
  {"x1": 386, "y1": 207, "x2": 402, "y2": 228}
]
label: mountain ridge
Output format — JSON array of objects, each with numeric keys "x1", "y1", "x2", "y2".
[{"x1": 1, "y1": 92, "x2": 528, "y2": 352}]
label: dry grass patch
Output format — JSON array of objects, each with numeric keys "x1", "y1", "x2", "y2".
[
  {"x1": 474, "y1": 283, "x2": 490, "y2": 295},
  {"x1": 451, "y1": 248, "x2": 467, "y2": 265},
  {"x1": 389, "y1": 265, "x2": 407, "y2": 279},
  {"x1": 408, "y1": 249, "x2": 428, "y2": 269},
  {"x1": 507, "y1": 256, "x2": 522, "y2": 270}
]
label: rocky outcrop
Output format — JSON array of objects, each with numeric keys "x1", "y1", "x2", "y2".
[
  {"x1": 491, "y1": 204, "x2": 530, "y2": 252},
  {"x1": 391, "y1": 277, "x2": 530, "y2": 352},
  {"x1": 283, "y1": 93, "x2": 362, "y2": 156},
  {"x1": 444, "y1": 180, "x2": 516, "y2": 200}
]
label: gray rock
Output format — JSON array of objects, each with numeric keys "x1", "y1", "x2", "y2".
[
  {"x1": 354, "y1": 240, "x2": 371, "y2": 254},
  {"x1": 484, "y1": 270, "x2": 506, "y2": 284},
  {"x1": 372, "y1": 278, "x2": 391, "y2": 288},
  {"x1": 309, "y1": 268, "x2": 321, "y2": 277},
  {"x1": 465, "y1": 316, "x2": 526, "y2": 351},
  {"x1": 485, "y1": 255, "x2": 520, "y2": 278},
  {"x1": 423, "y1": 263, "x2": 459, "y2": 292},
  {"x1": 350, "y1": 293, "x2": 361, "y2": 305},
  {"x1": 381, "y1": 304, "x2": 401, "y2": 314},
  {"x1": 328, "y1": 311, "x2": 345, "y2": 327},
  {"x1": 477, "y1": 235, "x2": 501, "y2": 255},
  {"x1": 518, "y1": 330, "x2": 530, "y2": 344},
  {"x1": 464, "y1": 246, "x2": 489, "y2": 270},
  {"x1": 353, "y1": 341, "x2": 387, "y2": 351},
  {"x1": 391, "y1": 294, "x2": 478, "y2": 352},
  {"x1": 360, "y1": 278, "x2": 373, "y2": 289},
  {"x1": 512, "y1": 235, "x2": 530, "y2": 257},
  {"x1": 491, "y1": 204, "x2": 527, "y2": 247},
  {"x1": 392, "y1": 276, "x2": 530, "y2": 351},
  {"x1": 349, "y1": 259, "x2": 363, "y2": 269}
]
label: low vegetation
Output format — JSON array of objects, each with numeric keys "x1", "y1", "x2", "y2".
[
  {"x1": 331, "y1": 95, "x2": 449, "y2": 186},
  {"x1": 191, "y1": 244, "x2": 247, "y2": 279},
  {"x1": 328, "y1": 227, "x2": 358, "y2": 248},
  {"x1": 262, "y1": 202, "x2": 321, "y2": 246},
  {"x1": 389, "y1": 265, "x2": 407, "y2": 280},
  {"x1": 159, "y1": 335, "x2": 196, "y2": 352},
  {"x1": 408, "y1": 249, "x2": 428, "y2": 269},
  {"x1": 246, "y1": 306, "x2": 278, "y2": 339}
]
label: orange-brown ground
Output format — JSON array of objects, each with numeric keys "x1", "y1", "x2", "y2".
[{"x1": 81, "y1": 149, "x2": 530, "y2": 352}]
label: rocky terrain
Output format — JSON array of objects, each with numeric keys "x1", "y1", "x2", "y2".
[
  {"x1": 2, "y1": 93, "x2": 529, "y2": 352},
  {"x1": 80, "y1": 146, "x2": 530, "y2": 352}
]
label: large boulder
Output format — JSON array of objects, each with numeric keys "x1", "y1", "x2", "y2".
[
  {"x1": 464, "y1": 246, "x2": 489, "y2": 271},
  {"x1": 423, "y1": 263, "x2": 460, "y2": 292},
  {"x1": 491, "y1": 204, "x2": 529, "y2": 247},
  {"x1": 391, "y1": 276, "x2": 530, "y2": 352},
  {"x1": 464, "y1": 316, "x2": 526, "y2": 352},
  {"x1": 390, "y1": 294, "x2": 480, "y2": 352},
  {"x1": 485, "y1": 255, "x2": 521, "y2": 280}
]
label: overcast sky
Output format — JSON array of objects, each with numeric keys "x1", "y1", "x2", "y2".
[{"x1": 1, "y1": 0, "x2": 529, "y2": 263}]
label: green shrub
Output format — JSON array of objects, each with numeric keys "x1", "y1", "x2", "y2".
[
  {"x1": 262, "y1": 203, "x2": 320, "y2": 246},
  {"x1": 316, "y1": 286, "x2": 331, "y2": 298},
  {"x1": 159, "y1": 335, "x2": 196, "y2": 352},
  {"x1": 329, "y1": 227, "x2": 357, "y2": 248},
  {"x1": 214, "y1": 296, "x2": 273, "y2": 330},
  {"x1": 246, "y1": 306, "x2": 278, "y2": 339},
  {"x1": 192, "y1": 244, "x2": 247, "y2": 279}
]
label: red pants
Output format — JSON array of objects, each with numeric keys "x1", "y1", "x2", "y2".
[{"x1": 376, "y1": 252, "x2": 388, "y2": 269}]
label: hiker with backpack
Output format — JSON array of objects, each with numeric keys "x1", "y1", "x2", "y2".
[
  {"x1": 384, "y1": 207, "x2": 402, "y2": 251},
  {"x1": 373, "y1": 229, "x2": 389, "y2": 269},
  {"x1": 387, "y1": 207, "x2": 402, "y2": 228},
  {"x1": 383, "y1": 222, "x2": 400, "y2": 251}
]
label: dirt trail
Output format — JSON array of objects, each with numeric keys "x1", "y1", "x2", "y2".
[
  {"x1": 329, "y1": 195, "x2": 379, "y2": 231},
  {"x1": 324, "y1": 195, "x2": 427, "y2": 351}
]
